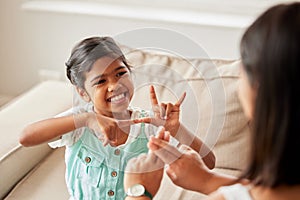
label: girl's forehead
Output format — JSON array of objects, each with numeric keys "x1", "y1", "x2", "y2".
[
  {"x1": 91, "y1": 57, "x2": 125, "y2": 73},
  {"x1": 84, "y1": 57, "x2": 128, "y2": 84}
]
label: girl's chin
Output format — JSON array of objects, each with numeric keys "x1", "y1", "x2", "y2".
[
  {"x1": 109, "y1": 103, "x2": 130, "y2": 114},
  {"x1": 94, "y1": 106, "x2": 129, "y2": 117}
]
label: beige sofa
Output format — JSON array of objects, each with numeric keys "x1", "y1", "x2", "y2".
[{"x1": 0, "y1": 47, "x2": 250, "y2": 199}]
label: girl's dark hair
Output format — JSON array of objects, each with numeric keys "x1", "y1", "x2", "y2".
[
  {"x1": 66, "y1": 36, "x2": 131, "y2": 89},
  {"x1": 240, "y1": 2, "x2": 300, "y2": 187}
]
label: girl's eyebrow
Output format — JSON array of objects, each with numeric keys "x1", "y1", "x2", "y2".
[{"x1": 90, "y1": 66, "x2": 127, "y2": 83}]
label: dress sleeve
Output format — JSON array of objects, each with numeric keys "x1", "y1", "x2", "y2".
[{"x1": 48, "y1": 104, "x2": 91, "y2": 148}]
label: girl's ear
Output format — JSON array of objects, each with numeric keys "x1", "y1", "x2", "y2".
[{"x1": 76, "y1": 87, "x2": 91, "y2": 102}]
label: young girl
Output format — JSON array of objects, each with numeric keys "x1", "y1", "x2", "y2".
[
  {"x1": 124, "y1": 2, "x2": 300, "y2": 200},
  {"x1": 19, "y1": 36, "x2": 215, "y2": 199}
]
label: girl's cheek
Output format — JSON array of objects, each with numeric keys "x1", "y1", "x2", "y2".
[{"x1": 93, "y1": 87, "x2": 105, "y2": 104}]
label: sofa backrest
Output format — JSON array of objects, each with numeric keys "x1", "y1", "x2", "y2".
[{"x1": 122, "y1": 46, "x2": 251, "y2": 172}]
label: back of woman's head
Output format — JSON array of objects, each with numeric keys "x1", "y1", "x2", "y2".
[
  {"x1": 66, "y1": 36, "x2": 131, "y2": 89},
  {"x1": 240, "y1": 2, "x2": 300, "y2": 187}
]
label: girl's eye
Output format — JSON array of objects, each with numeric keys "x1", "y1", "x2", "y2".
[
  {"x1": 96, "y1": 79, "x2": 106, "y2": 85},
  {"x1": 116, "y1": 71, "x2": 127, "y2": 77}
]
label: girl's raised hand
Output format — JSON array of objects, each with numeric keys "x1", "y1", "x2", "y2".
[{"x1": 135, "y1": 85, "x2": 186, "y2": 137}]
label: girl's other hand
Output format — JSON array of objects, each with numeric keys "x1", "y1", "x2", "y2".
[{"x1": 83, "y1": 112, "x2": 135, "y2": 146}]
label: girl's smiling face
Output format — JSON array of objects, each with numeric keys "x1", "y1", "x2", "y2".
[{"x1": 81, "y1": 56, "x2": 134, "y2": 117}]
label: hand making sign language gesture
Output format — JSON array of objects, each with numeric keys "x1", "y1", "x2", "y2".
[
  {"x1": 134, "y1": 85, "x2": 215, "y2": 169},
  {"x1": 81, "y1": 85, "x2": 185, "y2": 147},
  {"x1": 81, "y1": 112, "x2": 136, "y2": 146},
  {"x1": 134, "y1": 85, "x2": 186, "y2": 138}
]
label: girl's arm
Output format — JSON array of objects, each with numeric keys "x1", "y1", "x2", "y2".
[{"x1": 19, "y1": 113, "x2": 89, "y2": 147}]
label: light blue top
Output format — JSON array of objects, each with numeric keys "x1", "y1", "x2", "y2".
[{"x1": 49, "y1": 104, "x2": 160, "y2": 200}]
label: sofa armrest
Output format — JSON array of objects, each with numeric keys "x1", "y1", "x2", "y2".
[{"x1": 0, "y1": 80, "x2": 72, "y2": 199}]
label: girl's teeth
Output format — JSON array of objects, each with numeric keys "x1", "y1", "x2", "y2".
[{"x1": 111, "y1": 93, "x2": 125, "y2": 102}]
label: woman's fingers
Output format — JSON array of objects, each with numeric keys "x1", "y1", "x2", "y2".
[
  {"x1": 156, "y1": 127, "x2": 171, "y2": 141},
  {"x1": 149, "y1": 137, "x2": 182, "y2": 164}
]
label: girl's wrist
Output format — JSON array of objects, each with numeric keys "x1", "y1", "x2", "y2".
[
  {"x1": 73, "y1": 112, "x2": 92, "y2": 128},
  {"x1": 169, "y1": 122, "x2": 181, "y2": 138}
]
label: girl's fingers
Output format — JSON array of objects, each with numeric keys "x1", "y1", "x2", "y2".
[
  {"x1": 165, "y1": 103, "x2": 174, "y2": 119},
  {"x1": 102, "y1": 135, "x2": 110, "y2": 146},
  {"x1": 160, "y1": 103, "x2": 166, "y2": 119},
  {"x1": 133, "y1": 117, "x2": 165, "y2": 127},
  {"x1": 117, "y1": 119, "x2": 135, "y2": 128},
  {"x1": 175, "y1": 92, "x2": 186, "y2": 106},
  {"x1": 150, "y1": 85, "x2": 159, "y2": 109}
]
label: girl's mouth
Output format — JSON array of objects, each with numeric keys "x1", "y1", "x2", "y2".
[{"x1": 107, "y1": 92, "x2": 128, "y2": 104}]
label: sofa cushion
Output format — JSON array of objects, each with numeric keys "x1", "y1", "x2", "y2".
[
  {"x1": 0, "y1": 80, "x2": 72, "y2": 199},
  {"x1": 4, "y1": 147, "x2": 69, "y2": 200}
]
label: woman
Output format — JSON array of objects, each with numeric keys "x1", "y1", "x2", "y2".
[{"x1": 124, "y1": 2, "x2": 300, "y2": 200}]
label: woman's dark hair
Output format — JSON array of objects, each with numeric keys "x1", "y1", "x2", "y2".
[
  {"x1": 66, "y1": 36, "x2": 131, "y2": 89},
  {"x1": 240, "y1": 2, "x2": 300, "y2": 187}
]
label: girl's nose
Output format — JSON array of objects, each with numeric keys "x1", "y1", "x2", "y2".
[
  {"x1": 108, "y1": 86, "x2": 113, "y2": 92},
  {"x1": 107, "y1": 82, "x2": 120, "y2": 92}
]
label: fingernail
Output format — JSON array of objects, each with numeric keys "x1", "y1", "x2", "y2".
[
  {"x1": 171, "y1": 172, "x2": 177, "y2": 179},
  {"x1": 157, "y1": 126, "x2": 164, "y2": 132}
]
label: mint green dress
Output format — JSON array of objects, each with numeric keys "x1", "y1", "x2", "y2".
[{"x1": 49, "y1": 105, "x2": 156, "y2": 200}]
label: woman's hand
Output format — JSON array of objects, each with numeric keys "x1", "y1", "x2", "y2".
[
  {"x1": 134, "y1": 85, "x2": 186, "y2": 137},
  {"x1": 148, "y1": 136, "x2": 215, "y2": 194}
]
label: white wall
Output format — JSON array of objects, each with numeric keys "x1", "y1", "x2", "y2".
[{"x1": 0, "y1": 0, "x2": 247, "y2": 96}]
